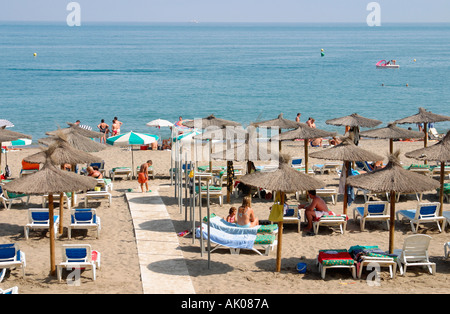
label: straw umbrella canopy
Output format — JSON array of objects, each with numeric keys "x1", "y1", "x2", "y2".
[
  {"x1": 40, "y1": 132, "x2": 106, "y2": 153},
  {"x1": 184, "y1": 114, "x2": 241, "y2": 172},
  {"x1": 194, "y1": 126, "x2": 259, "y2": 203},
  {"x1": 309, "y1": 136, "x2": 383, "y2": 214},
  {"x1": 394, "y1": 107, "x2": 450, "y2": 151},
  {"x1": 3, "y1": 155, "x2": 97, "y2": 275},
  {"x1": 0, "y1": 127, "x2": 32, "y2": 170},
  {"x1": 182, "y1": 114, "x2": 241, "y2": 129},
  {"x1": 405, "y1": 130, "x2": 450, "y2": 215},
  {"x1": 239, "y1": 154, "x2": 326, "y2": 272},
  {"x1": 360, "y1": 122, "x2": 425, "y2": 154},
  {"x1": 347, "y1": 151, "x2": 440, "y2": 253},
  {"x1": 326, "y1": 113, "x2": 382, "y2": 145},
  {"x1": 275, "y1": 124, "x2": 336, "y2": 175},
  {"x1": 326, "y1": 113, "x2": 382, "y2": 128},
  {"x1": 251, "y1": 113, "x2": 301, "y2": 152},
  {"x1": 47, "y1": 123, "x2": 104, "y2": 139}
]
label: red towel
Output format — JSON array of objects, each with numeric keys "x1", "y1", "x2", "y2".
[{"x1": 318, "y1": 251, "x2": 353, "y2": 263}]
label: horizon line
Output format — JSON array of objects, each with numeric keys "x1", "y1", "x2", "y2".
[{"x1": 2, "y1": 20, "x2": 450, "y2": 24}]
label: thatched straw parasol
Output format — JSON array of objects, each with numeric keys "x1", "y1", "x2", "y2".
[
  {"x1": 360, "y1": 122, "x2": 425, "y2": 154},
  {"x1": 239, "y1": 154, "x2": 326, "y2": 272},
  {"x1": 251, "y1": 113, "x2": 302, "y2": 153},
  {"x1": 46, "y1": 123, "x2": 103, "y2": 139},
  {"x1": 347, "y1": 151, "x2": 440, "y2": 253},
  {"x1": 182, "y1": 114, "x2": 241, "y2": 129},
  {"x1": 275, "y1": 124, "x2": 336, "y2": 175},
  {"x1": 326, "y1": 113, "x2": 382, "y2": 128},
  {"x1": 3, "y1": 155, "x2": 97, "y2": 275},
  {"x1": 405, "y1": 130, "x2": 450, "y2": 215},
  {"x1": 195, "y1": 126, "x2": 260, "y2": 203},
  {"x1": 0, "y1": 127, "x2": 32, "y2": 171},
  {"x1": 25, "y1": 134, "x2": 102, "y2": 234},
  {"x1": 394, "y1": 107, "x2": 450, "y2": 151},
  {"x1": 326, "y1": 113, "x2": 382, "y2": 146},
  {"x1": 39, "y1": 132, "x2": 106, "y2": 153},
  {"x1": 309, "y1": 136, "x2": 383, "y2": 214}
]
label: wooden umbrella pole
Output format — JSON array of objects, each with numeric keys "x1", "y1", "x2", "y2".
[
  {"x1": 424, "y1": 124, "x2": 428, "y2": 165},
  {"x1": 304, "y1": 140, "x2": 309, "y2": 176},
  {"x1": 48, "y1": 195, "x2": 56, "y2": 275},
  {"x1": 389, "y1": 138, "x2": 394, "y2": 154},
  {"x1": 59, "y1": 193, "x2": 64, "y2": 234},
  {"x1": 439, "y1": 162, "x2": 444, "y2": 217},
  {"x1": 389, "y1": 191, "x2": 396, "y2": 254},
  {"x1": 276, "y1": 191, "x2": 284, "y2": 272}
]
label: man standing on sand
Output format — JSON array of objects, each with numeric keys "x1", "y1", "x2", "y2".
[
  {"x1": 298, "y1": 190, "x2": 329, "y2": 235},
  {"x1": 138, "y1": 160, "x2": 152, "y2": 193}
]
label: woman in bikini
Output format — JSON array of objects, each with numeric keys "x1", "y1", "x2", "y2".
[{"x1": 236, "y1": 196, "x2": 259, "y2": 228}]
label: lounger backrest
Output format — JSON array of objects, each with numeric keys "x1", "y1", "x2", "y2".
[
  {"x1": 365, "y1": 202, "x2": 388, "y2": 216},
  {"x1": 30, "y1": 210, "x2": 50, "y2": 224},
  {"x1": 291, "y1": 158, "x2": 302, "y2": 166},
  {"x1": 72, "y1": 209, "x2": 96, "y2": 223},
  {"x1": 402, "y1": 234, "x2": 432, "y2": 261},
  {"x1": 417, "y1": 203, "x2": 440, "y2": 219},
  {"x1": 63, "y1": 245, "x2": 91, "y2": 263},
  {"x1": 0, "y1": 244, "x2": 17, "y2": 262}
]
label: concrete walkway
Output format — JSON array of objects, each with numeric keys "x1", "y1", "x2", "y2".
[{"x1": 126, "y1": 190, "x2": 196, "y2": 294}]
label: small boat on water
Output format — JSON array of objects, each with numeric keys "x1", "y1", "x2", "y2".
[{"x1": 376, "y1": 60, "x2": 400, "y2": 68}]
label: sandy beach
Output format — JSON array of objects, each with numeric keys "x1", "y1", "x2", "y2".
[{"x1": 1, "y1": 138, "x2": 449, "y2": 294}]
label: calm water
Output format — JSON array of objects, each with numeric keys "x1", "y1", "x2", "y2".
[{"x1": 1, "y1": 22, "x2": 449, "y2": 141}]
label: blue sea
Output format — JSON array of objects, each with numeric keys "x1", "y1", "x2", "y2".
[{"x1": 1, "y1": 22, "x2": 449, "y2": 142}]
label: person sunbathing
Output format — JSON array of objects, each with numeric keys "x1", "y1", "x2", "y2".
[
  {"x1": 236, "y1": 196, "x2": 259, "y2": 228},
  {"x1": 87, "y1": 166, "x2": 103, "y2": 179},
  {"x1": 298, "y1": 190, "x2": 329, "y2": 234}
]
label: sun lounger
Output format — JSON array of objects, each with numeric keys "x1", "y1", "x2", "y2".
[
  {"x1": 0, "y1": 183, "x2": 30, "y2": 210},
  {"x1": 109, "y1": 167, "x2": 132, "y2": 181},
  {"x1": 309, "y1": 211, "x2": 347, "y2": 235},
  {"x1": 42, "y1": 192, "x2": 75, "y2": 210},
  {"x1": 24, "y1": 208, "x2": 60, "y2": 240},
  {"x1": 349, "y1": 245, "x2": 397, "y2": 279},
  {"x1": 57, "y1": 244, "x2": 101, "y2": 282},
  {"x1": 84, "y1": 179, "x2": 112, "y2": 207},
  {"x1": 443, "y1": 211, "x2": 450, "y2": 229},
  {"x1": 396, "y1": 202, "x2": 444, "y2": 233},
  {"x1": 394, "y1": 234, "x2": 435, "y2": 276},
  {"x1": 353, "y1": 201, "x2": 390, "y2": 231},
  {"x1": 0, "y1": 286, "x2": 18, "y2": 294},
  {"x1": 315, "y1": 188, "x2": 338, "y2": 205},
  {"x1": 0, "y1": 244, "x2": 26, "y2": 279},
  {"x1": 444, "y1": 242, "x2": 450, "y2": 260},
  {"x1": 279, "y1": 205, "x2": 301, "y2": 233},
  {"x1": 68, "y1": 208, "x2": 101, "y2": 239},
  {"x1": 317, "y1": 249, "x2": 356, "y2": 279},
  {"x1": 196, "y1": 223, "x2": 277, "y2": 256},
  {"x1": 195, "y1": 185, "x2": 223, "y2": 206},
  {"x1": 312, "y1": 162, "x2": 341, "y2": 175},
  {"x1": 203, "y1": 213, "x2": 278, "y2": 235}
]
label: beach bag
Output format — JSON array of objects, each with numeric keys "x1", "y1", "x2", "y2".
[{"x1": 269, "y1": 192, "x2": 284, "y2": 222}]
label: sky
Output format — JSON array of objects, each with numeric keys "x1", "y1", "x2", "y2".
[{"x1": 1, "y1": 0, "x2": 449, "y2": 23}]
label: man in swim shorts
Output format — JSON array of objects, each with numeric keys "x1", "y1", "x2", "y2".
[
  {"x1": 138, "y1": 160, "x2": 152, "y2": 193},
  {"x1": 298, "y1": 190, "x2": 329, "y2": 234}
]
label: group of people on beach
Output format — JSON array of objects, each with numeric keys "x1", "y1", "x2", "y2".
[
  {"x1": 97, "y1": 117, "x2": 123, "y2": 143},
  {"x1": 224, "y1": 190, "x2": 328, "y2": 235}
]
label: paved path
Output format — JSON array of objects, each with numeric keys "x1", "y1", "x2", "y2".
[{"x1": 126, "y1": 190, "x2": 196, "y2": 294}]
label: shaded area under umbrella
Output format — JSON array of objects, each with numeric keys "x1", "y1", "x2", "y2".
[
  {"x1": 239, "y1": 154, "x2": 326, "y2": 272},
  {"x1": 4, "y1": 156, "x2": 97, "y2": 275},
  {"x1": 347, "y1": 151, "x2": 440, "y2": 253},
  {"x1": 360, "y1": 122, "x2": 424, "y2": 154},
  {"x1": 309, "y1": 136, "x2": 383, "y2": 215},
  {"x1": 405, "y1": 130, "x2": 450, "y2": 216}
]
